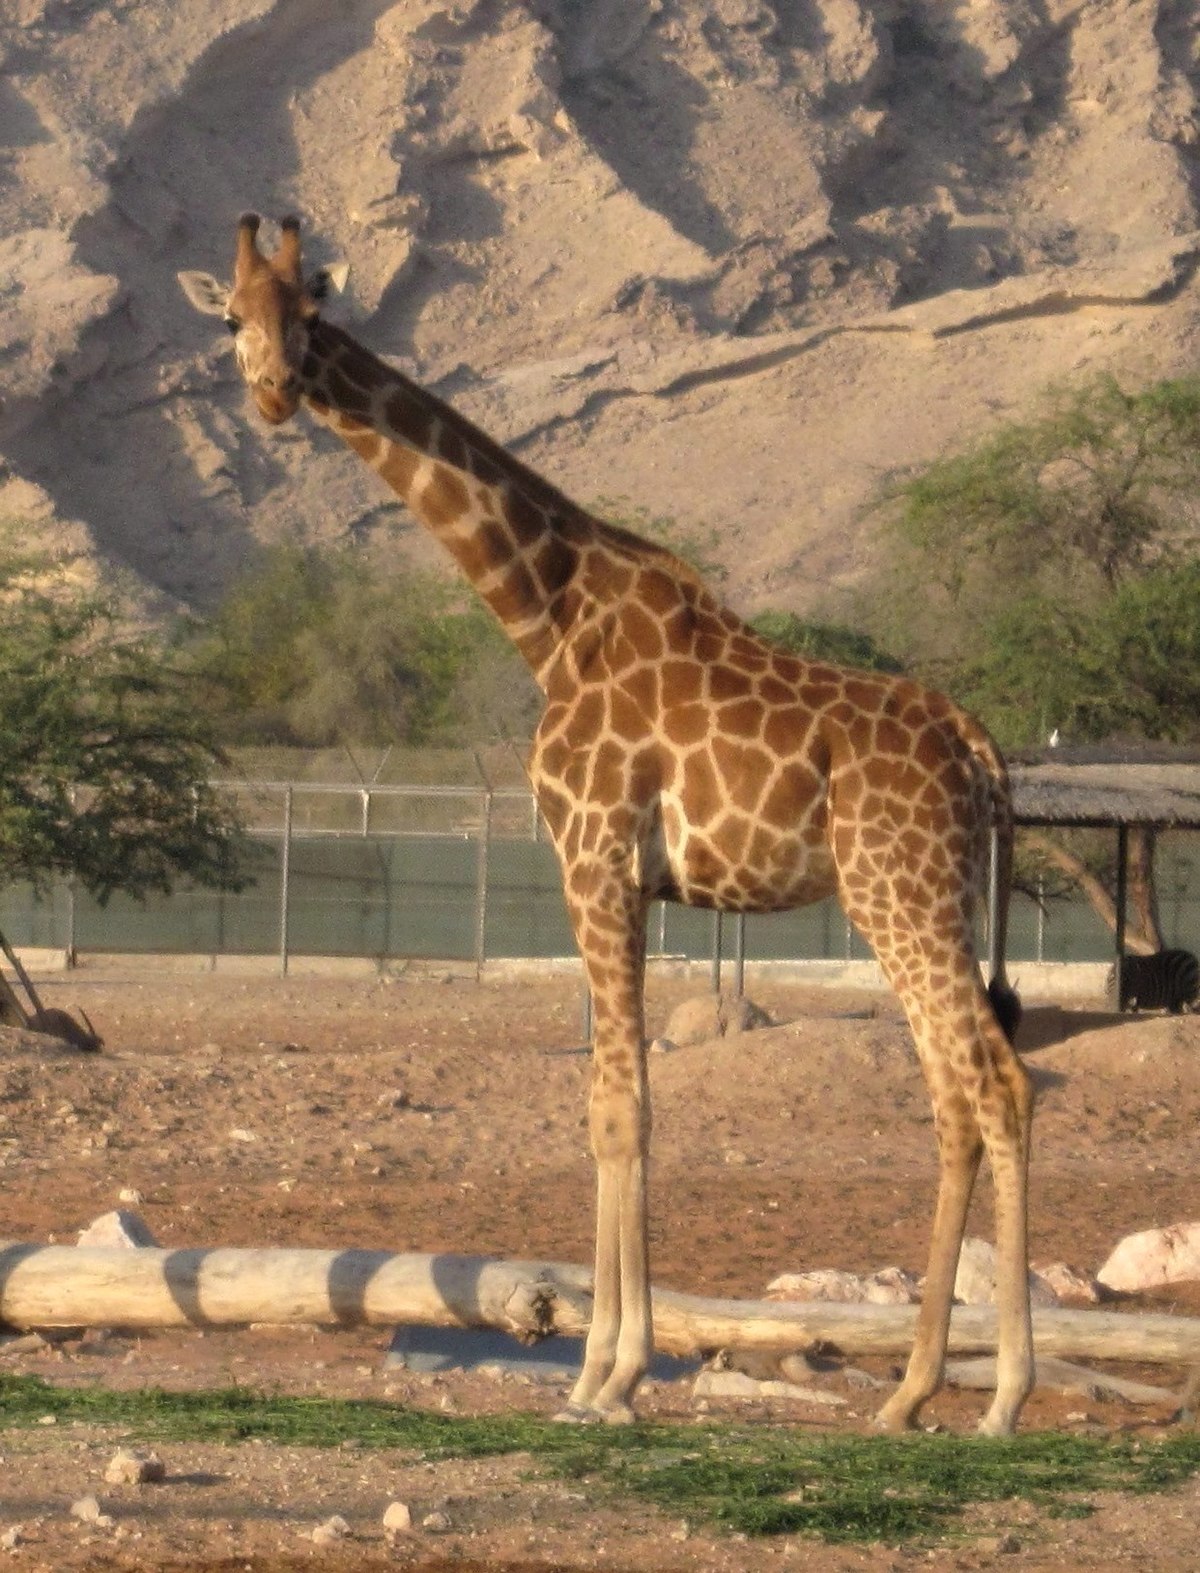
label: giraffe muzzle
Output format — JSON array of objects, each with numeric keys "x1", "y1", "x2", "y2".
[{"x1": 252, "y1": 377, "x2": 302, "y2": 424}]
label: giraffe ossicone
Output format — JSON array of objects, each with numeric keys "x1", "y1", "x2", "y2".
[{"x1": 180, "y1": 214, "x2": 1036, "y2": 1435}]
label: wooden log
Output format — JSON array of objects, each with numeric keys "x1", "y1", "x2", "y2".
[
  {"x1": 945, "y1": 1355, "x2": 1179, "y2": 1406},
  {"x1": 2, "y1": 1243, "x2": 1199, "y2": 1367}
]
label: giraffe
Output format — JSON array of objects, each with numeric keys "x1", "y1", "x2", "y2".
[{"x1": 179, "y1": 214, "x2": 1035, "y2": 1435}]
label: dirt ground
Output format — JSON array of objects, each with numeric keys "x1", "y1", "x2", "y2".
[{"x1": 1, "y1": 958, "x2": 1198, "y2": 1572}]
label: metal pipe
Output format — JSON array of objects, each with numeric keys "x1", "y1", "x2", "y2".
[
  {"x1": 279, "y1": 785, "x2": 293, "y2": 976},
  {"x1": 474, "y1": 788, "x2": 493, "y2": 982}
]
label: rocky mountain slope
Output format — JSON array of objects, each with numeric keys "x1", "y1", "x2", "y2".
[{"x1": 1, "y1": 0, "x2": 1199, "y2": 621}]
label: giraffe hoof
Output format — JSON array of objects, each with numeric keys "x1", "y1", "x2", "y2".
[
  {"x1": 552, "y1": 1403, "x2": 603, "y2": 1425},
  {"x1": 871, "y1": 1402, "x2": 919, "y2": 1434},
  {"x1": 552, "y1": 1400, "x2": 636, "y2": 1426},
  {"x1": 976, "y1": 1412, "x2": 1018, "y2": 1438}
]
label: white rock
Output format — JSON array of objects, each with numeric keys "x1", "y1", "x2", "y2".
[
  {"x1": 1097, "y1": 1222, "x2": 1200, "y2": 1293},
  {"x1": 69, "y1": 1495, "x2": 113, "y2": 1527},
  {"x1": 953, "y1": 1237, "x2": 1059, "y2": 1307},
  {"x1": 76, "y1": 1209, "x2": 159, "y2": 1249},
  {"x1": 422, "y1": 1509, "x2": 452, "y2": 1533},
  {"x1": 765, "y1": 1266, "x2": 920, "y2": 1304},
  {"x1": 0, "y1": 1526, "x2": 22, "y2": 1550},
  {"x1": 117, "y1": 1187, "x2": 144, "y2": 1205},
  {"x1": 382, "y1": 1500, "x2": 412, "y2": 1533},
  {"x1": 310, "y1": 1515, "x2": 350, "y2": 1544},
  {"x1": 692, "y1": 1368, "x2": 846, "y2": 1406},
  {"x1": 104, "y1": 1447, "x2": 166, "y2": 1485}
]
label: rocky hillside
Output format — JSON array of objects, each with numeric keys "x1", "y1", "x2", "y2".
[{"x1": 1, "y1": 0, "x2": 1198, "y2": 621}]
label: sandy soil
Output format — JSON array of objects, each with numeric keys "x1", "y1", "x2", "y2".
[{"x1": 1, "y1": 960, "x2": 1198, "y2": 1571}]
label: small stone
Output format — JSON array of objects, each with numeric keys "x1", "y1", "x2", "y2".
[
  {"x1": 422, "y1": 1509, "x2": 452, "y2": 1533},
  {"x1": 229, "y1": 1128, "x2": 257, "y2": 1143},
  {"x1": 0, "y1": 1526, "x2": 22, "y2": 1550},
  {"x1": 310, "y1": 1514, "x2": 350, "y2": 1544},
  {"x1": 117, "y1": 1187, "x2": 144, "y2": 1205},
  {"x1": 77, "y1": 1209, "x2": 159, "y2": 1249},
  {"x1": 648, "y1": 1036, "x2": 679, "y2": 1054},
  {"x1": 104, "y1": 1448, "x2": 165, "y2": 1485},
  {"x1": 70, "y1": 1495, "x2": 113, "y2": 1527},
  {"x1": 1033, "y1": 1261, "x2": 1101, "y2": 1305},
  {"x1": 382, "y1": 1500, "x2": 412, "y2": 1533}
]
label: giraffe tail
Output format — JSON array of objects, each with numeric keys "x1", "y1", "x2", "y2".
[{"x1": 962, "y1": 716, "x2": 1022, "y2": 1047}]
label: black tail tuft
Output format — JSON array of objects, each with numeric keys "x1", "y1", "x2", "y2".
[{"x1": 988, "y1": 977, "x2": 1023, "y2": 1045}]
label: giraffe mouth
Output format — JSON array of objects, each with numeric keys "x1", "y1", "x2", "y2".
[{"x1": 252, "y1": 386, "x2": 302, "y2": 424}]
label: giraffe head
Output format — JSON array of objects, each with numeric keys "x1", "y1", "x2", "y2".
[{"x1": 178, "y1": 214, "x2": 347, "y2": 425}]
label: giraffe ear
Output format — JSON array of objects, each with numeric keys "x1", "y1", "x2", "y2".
[
  {"x1": 308, "y1": 261, "x2": 349, "y2": 301},
  {"x1": 178, "y1": 270, "x2": 231, "y2": 316}
]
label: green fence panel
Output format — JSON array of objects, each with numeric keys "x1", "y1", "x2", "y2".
[{"x1": 1, "y1": 821, "x2": 1196, "y2": 967}]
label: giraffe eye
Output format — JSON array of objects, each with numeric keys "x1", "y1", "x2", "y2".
[{"x1": 223, "y1": 316, "x2": 241, "y2": 335}]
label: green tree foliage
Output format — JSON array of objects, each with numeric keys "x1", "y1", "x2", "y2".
[
  {"x1": 0, "y1": 539, "x2": 243, "y2": 900},
  {"x1": 749, "y1": 610, "x2": 904, "y2": 672},
  {"x1": 183, "y1": 544, "x2": 539, "y2": 747},
  {"x1": 890, "y1": 373, "x2": 1200, "y2": 600},
  {"x1": 871, "y1": 373, "x2": 1200, "y2": 748},
  {"x1": 954, "y1": 558, "x2": 1200, "y2": 747}
]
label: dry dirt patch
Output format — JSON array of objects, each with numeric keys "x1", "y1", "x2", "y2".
[{"x1": 0, "y1": 962, "x2": 1198, "y2": 1571}]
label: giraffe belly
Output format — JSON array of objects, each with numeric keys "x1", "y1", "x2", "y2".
[{"x1": 641, "y1": 804, "x2": 837, "y2": 912}]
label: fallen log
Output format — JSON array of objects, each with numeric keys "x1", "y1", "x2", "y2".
[{"x1": 2, "y1": 1243, "x2": 1199, "y2": 1368}]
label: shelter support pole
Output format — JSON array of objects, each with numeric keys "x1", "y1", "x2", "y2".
[
  {"x1": 1114, "y1": 823, "x2": 1129, "y2": 1007},
  {"x1": 987, "y1": 825, "x2": 1001, "y2": 978}
]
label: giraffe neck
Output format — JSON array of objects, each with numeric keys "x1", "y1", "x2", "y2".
[{"x1": 300, "y1": 322, "x2": 678, "y2": 684}]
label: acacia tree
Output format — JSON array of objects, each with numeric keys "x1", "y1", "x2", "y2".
[
  {"x1": 181, "y1": 543, "x2": 540, "y2": 747},
  {"x1": 0, "y1": 543, "x2": 244, "y2": 903},
  {"x1": 870, "y1": 375, "x2": 1200, "y2": 951}
]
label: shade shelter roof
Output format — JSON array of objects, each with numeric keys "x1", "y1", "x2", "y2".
[{"x1": 1009, "y1": 748, "x2": 1200, "y2": 831}]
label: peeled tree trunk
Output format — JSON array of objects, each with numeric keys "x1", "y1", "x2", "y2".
[{"x1": 2, "y1": 1243, "x2": 1199, "y2": 1369}]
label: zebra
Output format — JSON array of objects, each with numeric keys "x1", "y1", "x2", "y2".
[{"x1": 1107, "y1": 948, "x2": 1200, "y2": 1014}]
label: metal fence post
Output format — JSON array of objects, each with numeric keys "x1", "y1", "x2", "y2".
[
  {"x1": 279, "y1": 785, "x2": 293, "y2": 977},
  {"x1": 474, "y1": 786, "x2": 492, "y2": 981},
  {"x1": 732, "y1": 912, "x2": 746, "y2": 998},
  {"x1": 710, "y1": 910, "x2": 722, "y2": 993}
]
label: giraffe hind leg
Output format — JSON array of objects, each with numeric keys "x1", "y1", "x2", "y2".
[{"x1": 842, "y1": 889, "x2": 1035, "y2": 1434}]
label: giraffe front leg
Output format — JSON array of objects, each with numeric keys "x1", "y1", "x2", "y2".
[
  {"x1": 560, "y1": 1085, "x2": 652, "y2": 1423},
  {"x1": 554, "y1": 863, "x2": 651, "y2": 1425}
]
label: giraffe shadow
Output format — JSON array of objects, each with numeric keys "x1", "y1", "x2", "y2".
[{"x1": 1015, "y1": 1005, "x2": 1127, "y2": 1054}]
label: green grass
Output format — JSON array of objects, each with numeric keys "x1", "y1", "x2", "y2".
[{"x1": 2, "y1": 1373, "x2": 1198, "y2": 1544}]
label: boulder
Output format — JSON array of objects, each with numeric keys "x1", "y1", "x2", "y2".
[
  {"x1": 953, "y1": 1237, "x2": 1059, "y2": 1307},
  {"x1": 662, "y1": 993, "x2": 771, "y2": 1046},
  {"x1": 1097, "y1": 1223, "x2": 1200, "y2": 1293}
]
